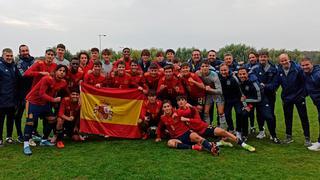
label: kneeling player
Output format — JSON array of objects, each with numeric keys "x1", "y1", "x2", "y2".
[
  {"x1": 138, "y1": 90, "x2": 162, "y2": 139},
  {"x1": 176, "y1": 96, "x2": 255, "y2": 152},
  {"x1": 56, "y1": 88, "x2": 82, "y2": 148},
  {"x1": 155, "y1": 100, "x2": 219, "y2": 156}
]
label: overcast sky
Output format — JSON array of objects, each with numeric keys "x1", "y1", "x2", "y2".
[{"x1": 0, "y1": 0, "x2": 319, "y2": 56}]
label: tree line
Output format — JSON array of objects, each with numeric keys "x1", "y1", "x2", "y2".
[{"x1": 43, "y1": 44, "x2": 320, "y2": 64}]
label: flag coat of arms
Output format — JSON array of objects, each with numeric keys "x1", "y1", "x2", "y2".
[{"x1": 80, "y1": 83, "x2": 144, "y2": 138}]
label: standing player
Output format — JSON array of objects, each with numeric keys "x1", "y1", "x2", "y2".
[
  {"x1": 138, "y1": 49, "x2": 151, "y2": 73},
  {"x1": 276, "y1": 53, "x2": 311, "y2": 146},
  {"x1": 24, "y1": 49, "x2": 57, "y2": 87},
  {"x1": 101, "y1": 48, "x2": 113, "y2": 76},
  {"x1": 179, "y1": 62, "x2": 205, "y2": 111},
  {"x1": 218, "y1": 63, "x2": 243, "y2": 134},
  {"x1": 223, "y1": 53, "x2": 239, "y2": 73},
  {"x1": 207, "y1": 50, "x2": 223, "y2": 71},
  {"x1": 110, "y1": 61, "x2": 132, "y2": 89},
  {"x1": 66, "y1": 57, "x2": 84, "y2": 90},
  {"x1": 23, "y1": 64, "x2": 68, "y2": 155},
  {"x1": 128, "y1": 60, "x2": 147, "y2": 92},
  {"x1": 157, "y1": 65, "x2": 185, "y2": 106},
  {"x1": 78, "y1": 51, "x2": 92, "y2": 75},
  {"x1": 0, "y1": 48, "x2": 20, "y2": 146},
  {"x1": 251, "y1": 50, "x2": 278, "y2": 139},
  {"x1": 24, "y1": 49, "x2": 57, "y2": 142},
  {"x1": 301, "y1": 58, "x2": 320, "y2": 151},
  {"x1": 144, "y1": 63, "x2": 163, "y2": 91},
  {"x1": 15, "y1": 45, "x2": 35, "y2": 143},
  {"x1": 237, "y1": 67, "x2": 280, "y2": 143},
  {"x1": 55, "y1": 43, "x2": 69, "y2": 66},
  {"x1": 112, "y1": 48, "x2": 132, "y2": 71},
  {"x1": 83, "y1": 60, "x2": 106, "y2": 88},
  {"x1": 196, "y1": 61, "x2": 226, "y2": 127}
]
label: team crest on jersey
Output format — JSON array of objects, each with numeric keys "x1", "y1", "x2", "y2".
[
  {"x1": 226, "y1": 80, "x2": 231, "y2": 85},
  {"x1": 245, "y1": 85, "x2": 249, "y2": 91},
  {"x1": 93, "y1": 101, "x2": 113, "y2": 121}
]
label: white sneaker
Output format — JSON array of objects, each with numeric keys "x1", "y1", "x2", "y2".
[
  {"x1": 307, "y1": 142, "x2": 320, "y2": 151},
  {"x1": 256, "y1": 131, "x2": 266, "y2": 139},
  {"x1": 29, "y1": 139, "x2": 37, "y2": 147},
  {"x1": 236, "y1": 131, "x2": 242, "y2": 141}
]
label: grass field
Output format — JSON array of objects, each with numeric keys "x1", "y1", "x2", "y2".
[{"x1": 0, "y1": 95, "x2": 319, "y2": 179}]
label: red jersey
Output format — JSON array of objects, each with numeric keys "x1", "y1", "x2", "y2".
[
  {"x1": 66, "y1": 68, "x2": 84, "y2": 90},
  {"x1": 112, "y1": 58, "x2": 132, "y2": 72},
  {"x1": 58, "y1": 97, "x2": 81, "y2": 118},
  {"x1": 83, "y1": 73, "x2": 106, "y2": 87},
  {"x1": 24, "y1": 60, "x2": 57, "y2": 87},
  {"x1": 110, "y1": 72, "x2": 132, "y2": 89},
  {"x1": 26, "y1": 76, "x2": 68, "y2": 106},
  {"x1": 181, "y1": 73, "x2": 205, "y2": 100},
  {"x1": 140, "y1": 100, "x2": 162, "y2": 120},
  {"x1": 128, "y1": 70, "x2": 146, "y2": 88},
  {"x1": 156, "y1": 76, "x2": 185, "y2": 96},
  {"x1": 144, "y1": 72, "x2": 163, "y2": 90},
  {"x1": 80, "y1": 59, "x2": 94, "y2": 75},
  {"x1": 156, "y1": 111, "x2": 190, "y2": 139},
  {"x1": 176, "y1": 106, "x2": 208, "y2": 135}
]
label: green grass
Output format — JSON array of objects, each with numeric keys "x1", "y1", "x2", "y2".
[{"x1": 0, "y1": 96, "x2": 320, "y2": 179}]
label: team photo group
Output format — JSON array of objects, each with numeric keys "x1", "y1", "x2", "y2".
[{"x1": 1, "y1": 43, "x2": 320, "y2": 157}]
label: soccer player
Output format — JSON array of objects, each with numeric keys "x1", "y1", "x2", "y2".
[
  {"x1": 144, "y1": 63, "x2": 163, "y2": 91},
  {"x1": 138, "y1": 90, "x2": 162, "y2": 139},
  {"x1": 66, "y1": 57, "x2": 84, "y2": 90},
  {"x1": 101, "y1": 48, "x2": 113, "y2": 76},
  {"x1": 56, "y1": 88, "x2": 82, "y2": 148},
  {"x1": 179, "y1": 62, "x2": 205, "y2": 110},
  {"x1": 300, "y1": 58, "x2": 320, "y2": 151},
  {"x1": 176, "y1": 96, "x2": 255, "y2": 152},
  {"x1": 24, "y1": 49, "x2": 58, "y2": 142},
  {"x1": 251, "y1": 50, "x2": 278, "y2": 139},
  {"x1": 219, "y1": 63, "x2": 243, "y2": 134},
  {"x1": 15, "y1": 45, "x2": 35, "y2": 143},
  {"x1": 90, "y1": 48, "x2": 100, "y2": 62},
  {"x1": 55, "y1": 43, "x2": 70, "y2": 66},
  {"x1": 83, "y1": 60, "x2": 106, "y2": 88},
  {"x1": 110, "y1": 61, "x2": 132, "y2": 89},
  {"x1": 157, "y1": 65, "x2": 185, "y2": 106},
  {"x1": 153, "y1": 51, "x2": 166, "y2": 68},
  {"x1": 0, "y1": 48, "x2": 20, "y2": 146},
  {"x1": 155, "y1": 100, "x2": 219, "y2": 156},
  {"x1": 112, "y1": 48, "x2": 132, "y2": 71},
  {"x1": 23, "y1": 64, "x2": 69, "y2": 155},
  {"x1": 196, "y1": 61, "x2": 226, "y2": 127},
  {"x1": 276, "y1": 53, "x2": 311, "y2": 146},
  {"x1": 164, "y1": 49, "x2": 175, "y2": 65},
  {"x1": 24, "y1": 49, "x2": 57, "y2": 87},
  {"x1": 237, "y1": 67, "x2": 281, "y2": 144},
  {"x1": 138, "y1": 49, "x2": 151, "y2": 73},
  {"x1": 78, "y1": 51, "x2": 92, "y2": 75},
  {"x1": 128, "y1": 60, "x2": 147, "y2": 93}
]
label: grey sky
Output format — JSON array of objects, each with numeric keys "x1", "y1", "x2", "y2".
[{"x1": 0, "y1": 0, "x2": 319, "y2": 56}]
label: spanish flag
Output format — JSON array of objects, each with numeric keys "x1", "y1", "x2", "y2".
[{"x1": 80, "y1": 83, "x2": 144, "y2": 138}]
